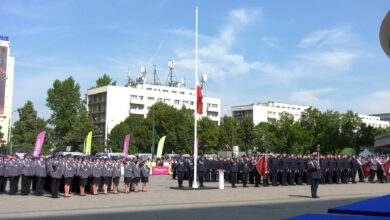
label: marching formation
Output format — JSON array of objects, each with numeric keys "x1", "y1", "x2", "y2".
[
  {"x1": 0, "y1": 153, "x2": 150, "y2": 198},
  {"x1": 171, "y1": 153, "x2": 390, "y2": 189}
]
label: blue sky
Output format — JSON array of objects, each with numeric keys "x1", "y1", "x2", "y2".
[{"x1": 1, "y1": 0, "x2": 389, "y2": 122}]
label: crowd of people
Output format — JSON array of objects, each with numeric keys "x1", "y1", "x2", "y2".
[
  {"x1": 171, "y1": 153, "x2": 390, "y2": 188},
  {"x1": 0, "y1": 153, "x2": 150, "y2": 198}
]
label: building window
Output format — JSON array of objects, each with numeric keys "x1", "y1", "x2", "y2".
[
  {"x1": 174, "y1": 100, "x2": 180, "y2": 105},
  {"x1": 212, "y1": 104, "x2": 218, "y2": 108},
  {"x1": 172, "y1": 91, "x2": 177, "y2": 93},
  {"x1": 148, "y1": 97, "x2": 155, "y2": 101},
  {"x1": 139, "y1": 96, "x2": 144, "y2": 100},
  {"x1": 183, "y1": 101, "x2": 189, "y2": 106},
  {"x1": 190, "y1": 101, "x2": 194, "y2": 106},
  {"x1": 180, "y1": 92, "x2": 185, "y2": 95},
  {"x1": 147, "y1": 88, "x2": 152, "y2": 90},
  {"x1": 158, "y1": 98, "x2": 162, "y2": 102},
  {"x1": 131, "y1": 95, "x2": 137, "y2": 100},
  {"x1": 164, "y1": 99, "x2": 170, "y2": 103},
  {"x1": 163, "y1": 90, "x2": 168, "y2": 92}
]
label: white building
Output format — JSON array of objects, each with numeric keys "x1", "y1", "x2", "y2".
[
  {"x1": 358, "y1": 114, "x2": 389, "y2": 128},
  {"x1": 87, "y1": 83, "x2": 221, "y2": 141},
  {"x1": 232, "y1": 101, "x2": 309, "y2": 124},
  {"x1": 0, "y1": 36, "x2": 14, "y2": 144}
]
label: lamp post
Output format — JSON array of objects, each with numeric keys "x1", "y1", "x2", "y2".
[
  {"x1": 105, "y1": 119, "x2": 114, "y2": 146},
  {"x1": 152, "y1": 108, "x2": 155, "y2": 159}
]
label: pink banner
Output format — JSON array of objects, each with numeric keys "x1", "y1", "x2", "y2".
[
  {"x1": 33, "y1": 131, "x2": 46, "y2": 157},
  {"x1": 151, "y1": 166, "x2": 170, "y2": 175},
  {"x1": 123, "y1": 134, "x2": 130, "y2": 158}
]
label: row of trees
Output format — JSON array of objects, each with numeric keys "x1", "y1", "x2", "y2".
[{"x1": 10, "y1": 74, "x2": 388, "y2": 155}]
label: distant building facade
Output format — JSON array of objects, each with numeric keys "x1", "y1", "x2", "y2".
[
  {"x1": 231, "y1": 102, "x2": 309, "y2": 124},
  {"x1": 370, "y1": 113, "x2": 390, "y2": 122},
  {"x1": 0, "y1": 36, "x2": 14, "y2": 144},
  {"x1": 87, "y1": 84, "x2": 220, "y2": 142},
  {"x1": 358, "y1": 114, "x2": 390, "y2": 128}
]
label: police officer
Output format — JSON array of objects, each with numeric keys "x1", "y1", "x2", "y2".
[
  {"x1": 0, "y1": 155, "x2": 6, "y2": 194},
  {"x1": 123, "y1": 158, "x2": 133, "y2": 193},
  {"x1": 211, "y1": 157, "x2": 219, "y2": 182},
  {"x1": 320, "y1": 155, "x2": 327, "y2": 184},
  {"x1": 289, "y1": 154, "x2": 297, "y2": 185},
  {"x1": 140, "y1": 161, "x2": 150, "y2": 192},
  {"x1": 270, "y1": 154, "x2": 280, "y2": 186},
  {"x1": 49, "y1": 156, "x2": 63, "y2": 198},
  {"x1": 21, "y1": 154, "x2": 34, "y2": 195},
  {"x1": 336, "y1": 155, "x2": 343, "y2": 184},
  {"x1": 239, "y1": 156, "x2": 250, "y2": 187},
  {"x1": 229, "y1": 154, "x2": 239, "y2": 188},
  {"x1": 7, "y1": 155, "x2": 21, "y2": 195},
  {"x1": 171, "y1": 158, "x2": 177, "y2": 180},
  {"x1": 297, "y1": 155, "x2": 304, "y2": 185},
  {"x1": 280, "y1": 153, "x2": 289, "y2": 186},
  {"x1": 327, "y1": 155, "x2": 335, "y2": 184},
  {"x1": 177, "y1": 153, "x2": 186, "y2": 187},
  {"x1": 198, "y1": 154, "x2": 207, "y2": 187},
  {"x1": 112, "y1": 159, "x2": 122, "y2": 194},
  {"x1": 369, "y1": 155, "x2": 377, "y2": 183},
  {"x1": 308, "y1": 154, "x2": 321, "y2": 198},
  {"x1": 34, "y1": 153, "x2": 47, "y2": 196},
  {"x1": 186, "y1": 154, "x2": 195, "y2": 187},
  {"x1": 133, "y1": 160, "x2": 141, "y2": 192},
  {"x1": 350, "y1": 155, "x2": 358, "y2": 184},
  {"x1": 78, "y1": 156, "x2": 90, "y2": 196}
]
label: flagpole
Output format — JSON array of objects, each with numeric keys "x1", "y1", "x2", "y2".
[{"x1": 193, "y1": 6, "x2": 199, "y2": 189}]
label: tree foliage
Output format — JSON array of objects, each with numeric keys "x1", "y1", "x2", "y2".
[{"x1": 94, "y1": 73, "x2": 116, "y2": 88}]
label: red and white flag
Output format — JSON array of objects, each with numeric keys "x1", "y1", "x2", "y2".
[
  {"x1": 196, "y1": 84, "x2": 203, "y2": 114},
  {"x1": 256, "y1": 155, "x2": 268, "y2": 177},
  {"x1": 361, "y1": 161, "x2": 371, "y2": 178},
  {"x1": 382, "y1": 160, "x2": 390, "y2": 177}
]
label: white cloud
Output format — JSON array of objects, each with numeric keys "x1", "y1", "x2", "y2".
[
  {"x1": 298, "y1": 27, "x2": 350, "y2": 49},
  {"x1": 260, "y1": 37, "x2": 280, "y2": 49},
  {"x1": 290, "y1": 88, "x2": 334, "y2": 110},
  {"x1": 356, "y1": 89, "x2": 390, "y2": 114}
]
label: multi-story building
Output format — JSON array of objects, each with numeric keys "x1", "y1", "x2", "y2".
[
  {"x1": 358, "y1": 114, "x2": 390, "y2": 128},
  {"x1": 370, "y1": 113, "x2": 390, "y2": 122},
  {"x1": 87, "y1": 83, "x2": 220, "y2": 142},
  {"x1": 0, "y1": 35, "x2": 14, "y2": 144},
  {"x1": 232, "y1": 101, "x2": 309, "y2": 124}
]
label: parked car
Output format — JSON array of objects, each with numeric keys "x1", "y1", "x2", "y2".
[{"x1": 57, "y1": 152, "x2": 84, "y2": 157}]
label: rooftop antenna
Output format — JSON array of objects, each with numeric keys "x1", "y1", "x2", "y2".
[
  {"x1": 141, "y1": 66, "x2": 148, "y2": 84},
  {"x1": 153, "y1": 64, "x2": 160, "y2": 85},
  {"x1": 166, "y1": 59, "x2": 177, "y2": 87}
]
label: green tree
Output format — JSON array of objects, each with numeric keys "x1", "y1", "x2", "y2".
[
  {"x1": 46, "y1": 77, "x2": 84, "y2": 140},
  {"x1": 61, "y1": 110, "x2": 100, "y2": 152},
  {"x1": 198, "y1": 117, "x2": 218, "y2": 154},
  {"x1": 236, "y1": 117, "x2": 255, "y2": 152},
  {"x1": 95, "y1": 74, "x2": 116, "y2": 88},
  {"x1": 340, "y1": 110, "x2": 362, "y2": 152},
  {"x1": 12, "y1": 101, "x2": 47, "y2": 145},
  {"x1": 218, "y1": 116, "x2": 237, "y2": 151}
]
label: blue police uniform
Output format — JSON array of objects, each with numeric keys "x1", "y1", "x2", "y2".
[{"x1": 308, "y1": 159, "x2": 321, "y2": 198}]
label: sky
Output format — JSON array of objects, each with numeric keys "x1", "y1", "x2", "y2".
[{"x1": 1, "y1": 0, "x2": 390, "y2": 122}]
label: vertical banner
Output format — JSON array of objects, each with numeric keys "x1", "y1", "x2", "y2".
[
  {"x1": 85, "y1": 131, "x2": 92, "y2": 155},
  {"x1": 123, "y1": 134, "x2": 130, "y2": 158},
  {"x1": 0, "y1": 46, "x2": 8, "y2": 116},
  {"x1": 33, "y1": 131, "x2": 46, "y2": 157},
  {"x1": 156, "y1": 136, "x2": 166, "y2": 158}
]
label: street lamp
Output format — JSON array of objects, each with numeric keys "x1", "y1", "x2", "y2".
[
  {"x1": 105, "y1": 119, "x2": 114, "y2": 146},
  {"x1": 6, "y1": 110, "x2": 17, "y2": 155}
]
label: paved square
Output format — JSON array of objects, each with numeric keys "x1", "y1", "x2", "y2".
[{"x1": 0, "y1": 176, "x2": 388, "y2": 219}]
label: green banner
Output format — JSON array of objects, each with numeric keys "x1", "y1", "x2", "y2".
[{"x1": 156, "y1": 136, "x2": 166, "y2": 158}]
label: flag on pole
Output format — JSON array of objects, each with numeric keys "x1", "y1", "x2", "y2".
[
  {"x1": 33, "y1": 131, "x2": 46, "y2": 157},
  {"x1": 156, "y1": 136, "x2": 166, "y2": 158},
  {"x1": 382, "y1": 160, "x2": 390, "y2": 177},
  {"x1": 361, "y1": 161, "x2": 371, "y2": 178},
  {"x1": 123, "y1": 134, "x2": 130, "y2": 158},
  {"x1": 85, "y1": 131, "x2": 92, "y2": 155},
  {"x1": 256, "y1": 155, "x2": 268, "y2": 177},
  {"x1": 196, "y1": 84, "x2": 203, "y2": 114}
]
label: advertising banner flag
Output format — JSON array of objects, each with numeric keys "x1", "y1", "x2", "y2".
[
  {"x1": 361, "y1": 161, "x2": 371, "y2": 178},
  {"x1": 156, "y1": 136, "x2": 166, "y2": 158},
  {"x1": 256, "y1": 155, "x2": 268, "y2": 178},
  {"x1": 33, "y1": 131, "x2": 46, "y2": 157},
  {"x1": 123, "y1": 134, "x2": 130, "y2": 158},
  {"x1": 85, "y1": 131, "x2": 92, "y2": 155}
]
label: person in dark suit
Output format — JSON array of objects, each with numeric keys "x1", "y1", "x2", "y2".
[
  {"x1": 229, "y1": 154, "x2": 239, "y2": 188},
  {"x1": 177, "y1": 153, "x2": 186, "y2": 187},
  {"x1": 297, "y1": 155, "x2": 305, "y2": 185},
  {"x1": 197, "y1": 155, "x2": 207, "y2": 187},
  {"x1": 308, "y1": 154, "x2": 321, "y2": 198},
  {"x1": 350, "y1": 155, "x2": 359, "y2": 184},
  {"x1": 289, "y1": 154, "x2": 297, "y2": 185},
  {"x1": 280, "y1": 154, "x2": 289, "y2": 186},
  {"x1": 320, "y1": 155, "x2": 327, "y2": 184},
  {"x1": 270, "y1": 154, "x2": 280, "y2": 186}
]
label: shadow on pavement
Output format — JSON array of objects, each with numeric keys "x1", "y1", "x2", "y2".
[{"x1": 11, "y1": 197, "x2": 372, "y2": 220}]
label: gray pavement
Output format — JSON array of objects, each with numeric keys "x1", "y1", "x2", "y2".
[{"x1": 0, "y1": 176, "x2": 389, "y2": 219}]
